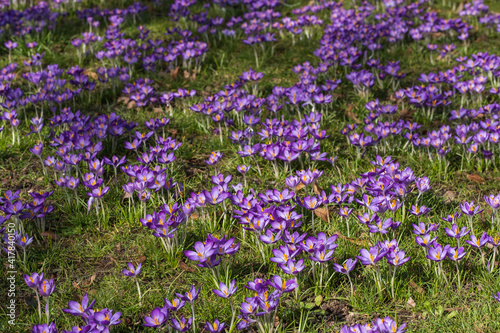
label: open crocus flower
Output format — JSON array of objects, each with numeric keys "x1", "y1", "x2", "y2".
[
  {"x1": 357, "y1": 246, "x2": 388, "y2": 265},
  {"x1": 333, "y1": 258, "x2": 358, "y2": 275},
  {"x1": 122, "y1": 262, "x2": 142, "y2": 278},
  {"x1": 426, "y1": 243, "x2": 450, "y2": 262},
  {"x1": 459, "y1": 201, "x2": 484, "y2": 216},
  {"x1": 62, "y1": 293, "x2": 96, "y2": 317},
  {"x1": 24, "y1": 272, "x2": 44, "y2": 290},
  {"x1": 205, "y1": 319, "x2": 226, "y2": 333},
  {"x1": 143, "y1": 307, "x2": 168, "y2": 328},
  {"x1": 213, "y1": 280, "x2": 237, "y2": 299},
  {"x1": 38, "y1": 279, "x2": 55, "y2": 297}
]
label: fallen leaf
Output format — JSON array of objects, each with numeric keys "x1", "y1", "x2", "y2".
[
  {"x1": 183, "y1": 70, "x2": 190, "y2": 79},
  {"x1": 170, "y1": 66, "x2": 180, "y2": 79},
  {"x1": 81, "y1": 274, "x2": 96, "y2": 287},
  {"x1": 117, "y1": 96, "x2": 130, "y2": 104},
  {"x1": 409, "y1": 280, "x2": 425, "y2": 294},
  {"x1": 153, "y1": 107, "x2": 163, "y2": 114},
  {"x1": 443, "y1": 190, "x2": 455, "y2": 203},
  {"x1": 40, "y1": 231, "x2": 58, "y2": 240},
  {"x1": 136, "y1": 255, "x2": 146, "y2": 263},
  {"x1": 295, "y1": 183, "x2": 305, "y2": 191},
  {"x1": 313, "y1": 183, "x2": 323, "y2": 195},
  {"x1": 474, "y1": 324, "x2": 485, "y2": 333},
  {"x1": 345, "y1": 104, "x2": 360, "y2": 123},
  {"x1": 314, "y1": 208, "x2": 329, "y2": 222},
  {"x1": 334, "y1": 231, "x2": 370, "y2": 247},
  {"x1": 467, "y1": 174, "x2": 484, "y2": 183},
  {"x1": 72, "y1": 281, "x2": 80, "y2": 290},
  {"x1": 178, "y1": 261, "x2": 195, "y2": 273},
  {"x1": 406, "y1": 297, "x2": 416, "y2": 308},
  {"x1": 83, "y1": 70, "x2": 98, "y2": 80},
  {"x1": 127, "y1": 100, "x2": 136, "y2": 110}
]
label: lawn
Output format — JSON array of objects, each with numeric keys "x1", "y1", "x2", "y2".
[{"x1": 2, "y1": 0, "x2": 500, "y2": 332}]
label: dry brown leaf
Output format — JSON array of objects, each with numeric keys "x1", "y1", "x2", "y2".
[
  {"x1": 295, "y1": 183, "x2": 305, "y2": 191},
  {"x1": 467, "y1": 174, "x2": 484, "y2": 183},
  {"x1": 83, "y1": 70, "x2": 98, "y2": 80},
  {"x1": 153, "y1": 107, "x2": 163, "y2": 114},
  {"x1": 345, "y1": 104, "x2": 361, "y2": 123},
  {"x1": 406, "y1": 297, "x2": 416, "y2": 308},
  {"x1": 314, "y1": 208, "x2": 329, "y2": 222},
  {"x1": 40, "y1": 231, "x2": 58, "y2": 240},
  {"x1": 334, "y1": 231, "x2": 369, "y2": 247},
  {"x1": 443, "y1": 190, "x2": 456, "y2": 203},
  {"x1": 117, "y1": 96, "x2": 130, "y2": 104},
  {"x1": 72, "y1": 281, "x2": 80, "y2": 290},
  {"x1": 183, "y1": 70, "x2": 191, "y2": 79},
  {"x1": 81, "y1": 274, "x2": 96, "y2": 287},
  {"x1": 109, "y1": 256, "x2": 118, "y2": 265},
  {"x1": 136, "y1": 255, "x2": 146, "y2": 263},
  {"x1": 127, "y1": 100, "x2": 136, "y2": 110},
  {"x1": 170, "y1": 66, "x2": 180, "y2": 79},
  {"x1": 409, "y1": 280, "x2": 425, "y2": 294},
  {"x1": 178, "y1": 261, "x2": 195, "y2": 273},
  {"x1": 313, "y1": 183, "x2": 323, "y2": 195}
]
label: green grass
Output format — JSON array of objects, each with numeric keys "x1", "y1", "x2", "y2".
[{"x1": 2, "y1": 0, "x2": 500, "y2": 332}]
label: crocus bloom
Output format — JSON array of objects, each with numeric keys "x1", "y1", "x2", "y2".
[
  {"x1": 32, "y1": 322, "x2": 57, "y2": 333},
  {"x1": 38, "y1": 279, "x2": 55, "y2": 297},
  {"x1": 176, "y1": 285, "x2": 200, "y2": 304},
  {"x1": 333, "y1": 258, "x2": 357, "y2": 275},
  {"x1": 171, "y1": 317, "x2": 192, "y2": 332},
  {"x1": 386, "y1": 249, "x2": 410, "y2": 266},
  {"x1": 465, "y1": 232, "x2": 489, "y2": 249},
  {"x1": 426, "y1": 244, "x2": 450, "y2": 262},
  {"x1": 213, "y1": 280, "x2": 237, "y2": 299},
  {"x1": 357, "y1": 246, "x2": 388, "y2": 265},
  {"x1": 25, "y1": 272, "x2": 44, "y2": 290},
  {"x1": 444, "y1": 224, "x2": 470, "y2": 239},
  {"x1": 143, "y1": 307, "x2": 168, "y2": 328},
  {"x1": 268, "y1": 275, "x2": 297, "y2": 293},
  {"x1": 459, "y1": 201, "x2": 484, "y2": 216},
  {"x1": 206, "y1": 319, "x2": 226, "y2": 333},
  {"x1": 62, "y1": 293, "x2": 96, "y2": 317},
  {"x1": 447, "y1": 247, "x2": 466, "y2": 261},
  {"x1": 122, "y1": 262, "x2": 142, "y2": 278}
]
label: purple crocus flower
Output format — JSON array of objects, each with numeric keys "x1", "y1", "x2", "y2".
[
  {"x1": 459, "y1": 201, "x2": 484, "y2": 216},
  {"x1": 333, "y1": 258, "x2": 357, "y2": 275},
  {"x1": 143, "y1": 307, "x2": 168, "y2": 328},
  {"x1": 122, "y1": 262, "x2": 142, "y2": 278},
  {"x1": 279, "y1": 259, "x2": 304, "y2": 275},
  {"x1": 213, "y1": 280, "x2": 237, "y2": 299},
  {"x1": 386, "y1": 249, "x2": 410, "y2": 266},
  {"x1": 184, "y1": 241, "x2": 215, "y2": 262},
  {"x1": 171, "y1": 317, "x2": 192, "y2": 332},
  {"x1": 268, "y1": 275, "x2": 297, "y2": 293},
  {"x1": 25, "y1": 272, "x2": 44, "y2": 290},
  {"x1": 94, "y1": 308, "x2": 122, "y2": 326},
  {"x1": 62, "y1": 293, "x2": 96, "y2": 317},
  {"x1": 447, "y1": 247, "x2": 466, "y2": 261},
  {"x1": 206, "y1": 319, "x2": 226, "y2": 333},
  {"x1": 465, "y1": 232, "x2": 489, "y2": 249},
  {"x1": 176, "y1": 285, "x2": 200, "y2": 304},
  {"x1": 38, "y1": 279, "x2": 55, "y2": 297},
  {"x1": 444, "y1": 224, "x2": 470, "y2": 240},
  {"x1": 32, "y1": 322, "x2": 57, "y2": 333},
  {"x1": 357, "y1": 246, "x2": 388, "y2": 265},
  {"x1": 426, "y1": 243, "x2": 451, "y2": 262}
]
